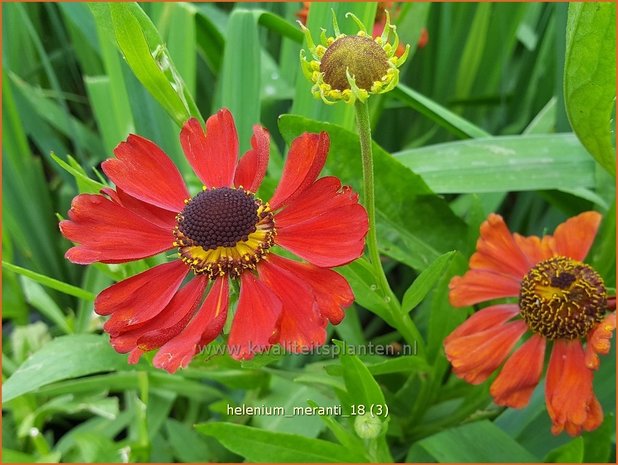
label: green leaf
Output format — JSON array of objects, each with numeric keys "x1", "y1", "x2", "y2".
[
  {"x1": 392, "y1": 84, "x2": 490, "y2": 139},
  {"x1": 51, "y1": 152, "x2": 107, "y2": 194},
  {"x1": 544, "y1": 437, "x2": 584, "y2": 462},
  {"x1": 20, "y1": 276, "x2": 73, "y2": 334},
  {"x1": 401, "y1": 251, "x2": 455, "y2": 313},
  {"x1": 564, "y1": 2, "x2": 616, "y2": 176},
  {"x1": 407, "y1": 420, "x2": 539, "y2": 462},
  {"x1": 195, "y1": 422, "x2": 368, "y2": 463},
  {"x1": 93, "y1": 3, "x2": 201, "y2": 127},
  {"x1": 219, "y1": 9, "x2": 261, "y2": 153},
  {"x1": 335, "y1": 340, "x2": 386, "y2": 410},
  {"x1": 394, "y1": 134, "x2": 596, "y2": 193},
  {"x1": 2, "y1": 334, "x2": 128, "y2": 402},
  {"x1": 583, "y1": 413, "x2": 614, "y2": 462},
  {"x1": 2, "y1": 261, "x2": 95, "y2": 301}
]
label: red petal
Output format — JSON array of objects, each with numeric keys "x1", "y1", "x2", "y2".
[
  {"x1": 258, "y1": 259, "x2": 327, "y2": 352},
  {"x1": 449, "y1": 270, "x2": 521, "y2": 307},
  {"x1": 444, "y1": 320, "x2": 527, "y2": 384},
  {"x1": 60, "y1": 194, "x2": 174, "y2": 265},
  {"x1": 110, "y1": 276, "x2": 207, "y2": 354},
  {"x1": 546, "y1": 339, "x2": 603, "y2": 436},
  {"x1": 96, "y1": 261, "x2": 188, "y2": 335},
  {"x1": 585, "y1": 313, "x2": 616, "y2": 369},
  {"x1": 267, "y1": 254, "x2": 354, "y2": 324},
  {"x1": 153, "y1": 278, "x2": 229, "y2": 373},
  {"x1": 551, "y1": 211, "x2": 602, "y2": 261},
  {"x1": 228, "y1": 272, "x2": 282, "y2": 360},
  {"x1": 274, "y1": 177, "x2": 367, "y2": 267},
  {"x1": 469, "y1": 214, "x2": 533, "y2": 279},
  {"x1": 103, "y1": 134, "x2": 189, "y2": 211},
  {"x1": 268, "y1": 132, "x2": 329, "y2": 210},
  {"x1": 180, "y1": 111, "x2": 238, "y2": 188},
  {"x1": 112, "y1": 188, "x2": 177, "y2": 230},
  {"x1": 490, "y1": 334, "x2": 546, "y2": 408},
  {"x1": 234, "y1": 125, "x2": 270, "y2": 193},
  {"x1": 445, "y1": 304, "x2": 519, "y2": 344}
]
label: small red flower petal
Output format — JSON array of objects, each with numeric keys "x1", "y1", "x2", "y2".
[
  {"x1": 585, "y1": 313, "x2": 616, "y2": 369},
  {"x1": 60, "y1": 194, "x2": 174, "y2": 265},
  {"x1": 109, "y1": 188, "x2": 177, "y2": 230},
  {"x1": 449, "y1": 270, "x2": 521, "y2": 307},
  {"x1": 234, "y1": 125, "x2": 270, "y2": 193},
  {"x1": 268, "y1": 132, "x2": 329, "y2": 211},
  {"x1": 258, "y1": 259, "x2": 327, "y2": 352},
  {"x1": 551, "y1": 211, "x2": 602, "y2": 261},
  {"x1": 110, "y1": 276, "x2": 207, "y2": 354},
  {"x1": 228, "y1": 272, "x2": 282, "y2": 360},
  {"x1": 267, "y1": 254, "x2": 354, "y2": 325},
  {"x1": 274, "y1": 177, "x2": 368, "y2": 267},
  {"x1": 153, "y1": 277, "x2": 229, "y2": 373},
  {"x1": 96, "y1": 261, "x2": 188, "y2": 334},
  {"x1": 490, "y1": 334, "x2": 546, "y2": 408},
  {"x1": 180, "y1": 111, "x2": 238, "y2": 188},
  {"x1": 546, "y1": 339, "x2": 603, "y2": 436},
  {"x1": 103, "y1": 134, "x2": 189, "y2": 212},
  {"x1": 444, "y1": 319, "x2": 527, "y2": 384}
]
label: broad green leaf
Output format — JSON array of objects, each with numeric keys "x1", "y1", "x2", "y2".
[
  {"x1": 401, "y1": 251, "x2": 455, "y2": 314},
  {"x1": 2, "y1": 261, "x2": 95, "y2": 301},
  {"x1": 364, "y1": 355, "x2": 429, "y2": 376},
  {"x1": 2, "y1": 334, "x2": 127, "y2": 402},
  {"x1": 195, "y1": 422, "x2": 368, "y2": 463},
  {"x1": 564, "y1": 2, "x2": 616, "y2": 176},
  {"x1": 394, "y1": 134, "x2": 596, "y2": 193},
  {"x1": 392, "y1": 84, "x2": 490, "y2": 139},
  {"x1": 407, "y1": 420, "x2": 539, "y2": 462}
]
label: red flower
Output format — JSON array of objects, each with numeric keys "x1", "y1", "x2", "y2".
[
  {"x1": 445, "y1": 212, "x2": 615, "y2": 436},
  {"x1": 61, "y1": 109, "x2": 368, "y2": 373}
]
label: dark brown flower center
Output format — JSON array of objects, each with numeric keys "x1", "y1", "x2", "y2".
[
  {"x1": 177, "y1": 187, "x2": 258, "y2": 250},
  {"x1": 519, "y1": 256, "x2": 607, "y2": 340},
  {"x1": 320, "y1": 35, "x2": 389, "y2": 91}
]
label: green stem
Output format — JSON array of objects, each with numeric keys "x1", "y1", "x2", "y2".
[{"x1": 354, "y1": 101, "x2": 425, "y2": 356}]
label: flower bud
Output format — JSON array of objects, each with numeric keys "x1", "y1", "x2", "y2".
[{"x1": 300, "y1": 11, "x2": 409, "y2": 105}]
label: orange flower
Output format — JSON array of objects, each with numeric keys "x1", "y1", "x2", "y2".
[{"x1": 445, "y1": 212, "x2": 615, "y2": 436}]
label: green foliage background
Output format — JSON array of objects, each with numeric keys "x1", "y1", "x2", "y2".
[{"x1": 2, "y1": 2, "x2": 616, "y2": 463}]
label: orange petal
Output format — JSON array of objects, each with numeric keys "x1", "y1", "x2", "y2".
[
  {"x1": 546, "y1": 339, "x2": 603, "y2": 436},
  {"x1": 585, "y1": 313, "x2": 616, "y2": 369},
  {"x1": 445, "y1": 304, "x2": 519, "y2": 344},
  {"x1": 513, "y1": 233, "x2": 554, "y2": 265},
  {"x1": 445, "y1": 320, "x2": 527, "y2": 384},
  {"x1": 449, "y1": 270, "x2": 521, "y2": 306},
  {"x1": 490, "y1": 334, "x2": 546, "y2": 408},
  {"x1": 470, "y1": 214, "x2": 534, "y2": 279},
  {"x1": 551, "y1": 211, "x2": 602, "y2": 261}
]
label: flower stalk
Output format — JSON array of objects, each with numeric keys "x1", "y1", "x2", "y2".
[{"x1": 354, "y1": 100, "x2": 425, "y2": 355}]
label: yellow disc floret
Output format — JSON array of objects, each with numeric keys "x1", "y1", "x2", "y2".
[{"x1": 519, "y1": 257, "x2": 607, "y2": 339}]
